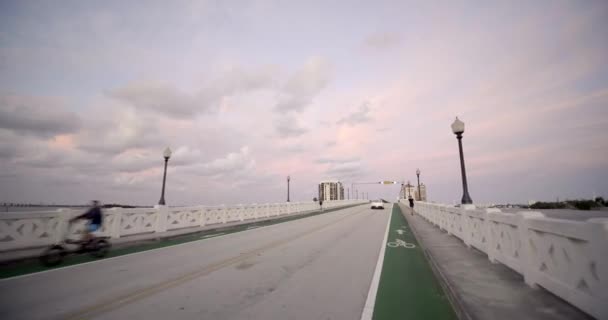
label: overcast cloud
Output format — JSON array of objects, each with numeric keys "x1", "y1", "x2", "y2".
[{"x1": 0, "y1": 1, "x2": 607, "y2": 206}]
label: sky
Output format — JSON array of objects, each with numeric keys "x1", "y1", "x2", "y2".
[{"x1": 1, "y1": 0, "x2": 607, "y2": 206}]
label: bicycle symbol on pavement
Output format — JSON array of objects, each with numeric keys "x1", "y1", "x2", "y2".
[{"x1": 387, "y1": 239, "x2": 416, "y2": 249}]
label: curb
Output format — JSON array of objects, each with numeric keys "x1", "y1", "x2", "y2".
[{"x1": 398, "y1": 203, "x2": 474, "y2": 320}]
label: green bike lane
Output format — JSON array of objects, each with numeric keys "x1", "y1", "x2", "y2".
[{"x1": 372, "y1": 204, "x2": 456, "y2": 320}]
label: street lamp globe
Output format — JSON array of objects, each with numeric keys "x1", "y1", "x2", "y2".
[
  {"x1": 163, "y1": 147, "x2": 172, "y2": 160},
  {"x1": 416, "y1": 168, "x2": 420, "y2": 176},
  {"x1": 451, "y1": 117, "x2": 465, "y2": 135}
]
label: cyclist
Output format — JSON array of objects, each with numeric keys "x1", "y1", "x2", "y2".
[
  {"x1": 408, "y1": 196, "x2": 415, "y2": 215},
  {"x1": 70, "y1": 200, "x2": 103, "y2": 244}
]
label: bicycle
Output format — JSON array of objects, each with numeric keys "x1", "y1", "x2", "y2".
[
  {"x1": 39, "y1": 220, "x2": 111, "y2": 266},
  {"x1": 387, "y1": 239, "x2": 416, "y2": 249}
]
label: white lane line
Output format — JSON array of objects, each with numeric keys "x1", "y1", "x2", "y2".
[
  {"x1": 201, "y1": 233, "x2": 225, "y2": 238},
  {"x1": 0, "y1": 205, "x2": 364, "y2": 282},
  {"x1": 361, "y1": 203, "x2": 393, "y2": 320}
]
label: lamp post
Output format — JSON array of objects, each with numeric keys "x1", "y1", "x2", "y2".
[
  {"x1": 158, "y1": 147, "x2": 172, "y2": 205},
  {"x1": 416, "y1": 168, "x2": 421, "y2": 201},
  {"x1": 451, "y1": 117, "x2": 473, "y2": 204},
  {"x1": 287, "y1": 175, "x2": 291, "y2": 202}
]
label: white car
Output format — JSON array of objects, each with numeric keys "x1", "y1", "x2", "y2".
[{"x1": 371, "y1": 200, "x2": 384, "y2": 210}]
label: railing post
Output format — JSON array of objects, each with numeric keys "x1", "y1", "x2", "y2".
[
  {"x1": 54, "y1": 209, "x2": 72, "y2": 243},
  {"x1": 252, "y1": 204, "x2": 258, "y2": 220},
  {"x1": 221, "y1": 205, "x2": 227, "y2": 223},
  {"x1": 109, "y1": 208, "x2": 122, "y2": 239},
  {"x1": 461, "y1": 204, "x2": 476, "y2": 247},
  {"x1": 198, "y1": 207, "x2": 207, "y2": 227},
  {"x1": 518, "y1": 211, "x2": 545, "y2": 289},
  {"x1": 484, "y1": 208, "x2": 500, "y2": 263},
  {"x1": 154, "y1": 205, "x2": 168, "y2": 233},
  {"x1": 588, "y1": 218, "x2": 608, "y2": 319}
]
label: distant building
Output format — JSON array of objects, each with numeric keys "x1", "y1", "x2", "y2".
[
  {"x1": 318, "y1": 181, "x2": 345, "y2": 201},
  {"x1": 401, "y1": 182, "x2": 416, "y2": 199},
  {"x1": 416, "y1": 184, "x2": 427, "y2": 201},
  {"x1": 401, "y1": 182, "x2": 427, "y2": 201}
]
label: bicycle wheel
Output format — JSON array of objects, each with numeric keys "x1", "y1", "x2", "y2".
[
  {"x1": 387, "y1": 242, "x2": 398, "y2": 247},
  {"x1": 39, "y1": 245, "x2": 66, "y2": 266},
  {"x1": 403, "y1": 242, "x2": 416, "y2": 248},
  {"x1": 89, "y1": 239, "x2": 111, "y2": 258}
]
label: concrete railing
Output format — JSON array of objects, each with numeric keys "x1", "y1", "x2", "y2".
[
  {"x1": 0, "y1": 200, "x2": 366, "y2": 252},
  {"x1": 403, "y1": 200, "x2": 608, "y2": 319}
]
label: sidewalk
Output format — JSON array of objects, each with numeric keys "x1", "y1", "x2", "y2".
[{"x1": 398, "y1": 203, "x2": 593, "y2": 320}]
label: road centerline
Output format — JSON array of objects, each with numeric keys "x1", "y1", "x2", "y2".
[{"x1": 59, "y1": 206, "x2": 370, "y2": 320}]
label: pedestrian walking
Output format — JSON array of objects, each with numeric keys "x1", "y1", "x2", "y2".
[{"x1": 408, "y1": 196, "x2": 414, "y2": 215}]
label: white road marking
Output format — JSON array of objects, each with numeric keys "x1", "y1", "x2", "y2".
[
  {"x1": 387, "y1": 239, "x2": 416, "y2": 249},
  {"x1": 201, "y1": 233, "x2": 225, "y2": 239},
  {"x1": 360, "y1": 203, "x2": 393, "y2": 320},
  {"x1": 396, "y1": 229, "x2": 405, "y2": 235}
]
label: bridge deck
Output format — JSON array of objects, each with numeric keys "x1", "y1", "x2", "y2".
[{"x1": 0, "y1": 204, "x2": 456, "y2": 320}]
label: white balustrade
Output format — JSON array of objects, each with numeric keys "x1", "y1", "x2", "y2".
[
  {"x1": 0, "y1": 199, "x2": 365, "y2": 253},
  {"x1": 401, "y1": 200, "x2": 608, "y2": 319}
]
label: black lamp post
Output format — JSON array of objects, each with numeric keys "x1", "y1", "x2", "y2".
[
  {"x1": 416, "y1": 168, "x2": 421, "y2": 201},
  {"x1": 451, "y1": 117, "x2": 473, "y2": 204},
  {"x1": 158, "y1": 147, "x2": 172, "y2": 205},
  {"x1": 287, "y1": 175, "x2": 291, "y2": 202}
]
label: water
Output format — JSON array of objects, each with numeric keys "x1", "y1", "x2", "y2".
[{"x1": 1, "y1": 206, "x2": 86, "y2": 213}]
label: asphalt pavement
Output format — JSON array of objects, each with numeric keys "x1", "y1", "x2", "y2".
[{"x1": 0, "y1": 204, "x2": 390, "y2": 320}]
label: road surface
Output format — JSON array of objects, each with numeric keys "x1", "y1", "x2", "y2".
[{"x1": 0, "y1": 204, "x2": 390, "y2": 320}]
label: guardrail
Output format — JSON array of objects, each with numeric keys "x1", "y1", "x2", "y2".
[
  {"x1": 403, "y1": 200, "x2": 608, "y2": 319},
  {"x1": 0, "y1": 200, "x2": 366, "y2": 252}
]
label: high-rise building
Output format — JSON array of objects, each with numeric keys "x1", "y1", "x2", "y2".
[
  {"x1": 401, "y1": 182, "x2": 416, "y2": 199},
  {"x1": 318, "y1": 181, "x2": 345, "y2": 201},
  {"x1": 400, "y1": 182, "x2": 427, "y2": 201},
  {"x1": 414, "y1": 184, "x2": 427, "y2": 201}
]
